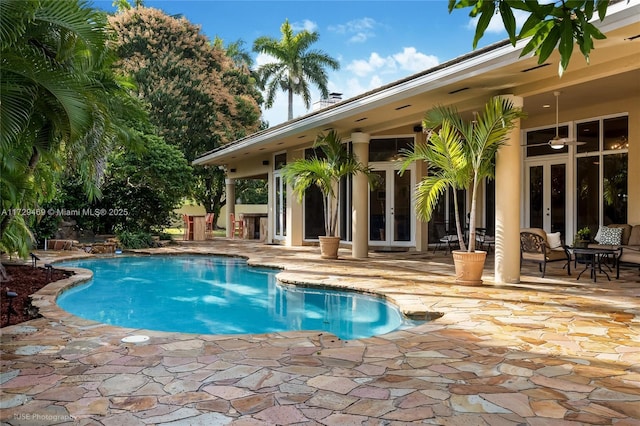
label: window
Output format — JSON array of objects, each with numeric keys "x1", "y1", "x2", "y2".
[
  {"x1": 576, "y1": 115, "x2": 628, "y2": 232},
  {"x1": 302, "y1": 146, "x2": 351, "y2": 241},
  {"x1": 369, "y1": 137, "x2": 413, "y2": 162},
  {"x1": 525, "y1": 125, "x2": 569, "y2": 157}
]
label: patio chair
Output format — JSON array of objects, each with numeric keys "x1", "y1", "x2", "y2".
[
  {"x1": 205, "y1": 213, "x2": 215, "y2": 240},
  {"x1": 520, "y1": 228, "x2": 571, "y2": 278},
  {"x1": 230, "y1": 213, "x2": 244, "y2": 239},
  {"x1": 433, "y1": 222, "x2": 459, "y2": 254},
  {"x1": 475, "y1": 228, "x2": 495, "y2": 253},
  {"x1": 182, "y1": 214, "x2": 193, "y2": 241}
]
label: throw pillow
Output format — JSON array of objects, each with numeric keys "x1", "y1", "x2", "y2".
[
  {"x1": 598, "y1": 226, "x2": 623, "y2": 245},
  {"x1": 547, "y1": 232, "x2": 562, "y2": 249},
  {"x1": 594, "y1": 226, "x2": 605, "y2": 243}
]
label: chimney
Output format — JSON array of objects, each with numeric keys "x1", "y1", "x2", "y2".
[{"x1": 312, "y1": 92, "x2": 343, "y2": 111}]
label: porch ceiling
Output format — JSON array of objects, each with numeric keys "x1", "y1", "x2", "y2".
[{"x1": 194, "y1": 4, "x2": 640, "y2": 170}]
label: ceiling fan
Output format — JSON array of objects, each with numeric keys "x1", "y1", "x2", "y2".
[{"x1": 523, "y1": 91, "x2": 586, "y2": 149}]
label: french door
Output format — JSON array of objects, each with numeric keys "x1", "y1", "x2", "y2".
[
  {"x1": 526, "y1": 159, "x2": 567, "y2": 237},
  {"x1": 369, "y1": 164, "x2": 414, "y2": 247}
]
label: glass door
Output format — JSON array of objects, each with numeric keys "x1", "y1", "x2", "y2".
[
  {"x1": 273, "y1": 172, "x2": 286, "y2": 240},
  {"x1": 526, "y1": 160, "x2": 567, "y2": 236},
  {"x1": 369, "y1": 164, "x2": 414, "y2": 247}
]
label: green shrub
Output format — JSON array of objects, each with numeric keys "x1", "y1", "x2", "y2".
[{"x1": 117, "y1": 230, "x2": 154, "y2": 249}]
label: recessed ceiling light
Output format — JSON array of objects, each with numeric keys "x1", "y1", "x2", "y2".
[
  {"x1": 355, "y1": 117, "x2": 367, "y2": 122},
  {"x1": 395, "y1": 104, "x2": 411, "y2": 110},
  {"x1": 542, "y1": 104, "x2": 551, "y2": 108}
]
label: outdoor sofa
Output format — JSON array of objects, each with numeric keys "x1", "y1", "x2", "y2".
[{"x1": 587, "y1": 224, "x2": 640, "y2": 278}]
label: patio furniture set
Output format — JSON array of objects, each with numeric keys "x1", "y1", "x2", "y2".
[
  {"x1": 433, "y1": 223, "x2": 495, "y2": 254},
  {"x1": 519, "y1": 224, "x2": 640, "y2": 282}
]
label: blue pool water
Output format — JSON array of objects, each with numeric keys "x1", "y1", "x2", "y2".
[{"x1": 57, "y1": 256, "x2": 421, "y2": 339}]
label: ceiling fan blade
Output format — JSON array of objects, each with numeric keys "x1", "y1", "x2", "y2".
[
  {"x1": 520, "y1": 140, "x2": 586, "y2": 148},
  {"x1": 548, "y1": 137, "x2": 586, "y2": 148},
  {"x1": 520, "y1": 142, "x2": 550, "y2": 147}
]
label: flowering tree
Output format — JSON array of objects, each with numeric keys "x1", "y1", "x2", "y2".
[{"x1": 108, "y1": 7, "x2": 262, "y2": 217}]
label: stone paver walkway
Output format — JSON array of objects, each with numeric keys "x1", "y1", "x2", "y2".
[{"x1": 1, "y1": 240, "x2": 639, "y2": 425}]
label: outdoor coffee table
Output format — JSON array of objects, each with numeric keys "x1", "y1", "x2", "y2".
[{"x1": 572, "y1": 247, "x2": 621, "y2": 282}]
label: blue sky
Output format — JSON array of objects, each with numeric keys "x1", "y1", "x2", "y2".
[{"x1": 95, "y1": 1, "x2": 524, "y2": 126}]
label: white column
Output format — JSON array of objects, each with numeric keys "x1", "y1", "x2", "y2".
[
  {"x1": 351, "y1": 132, "x2": 370, "y2": 259},
  {"x1": 225, "y1": 178, "x2": 235, "y2": 238},
  {"x1": 495, "y1": 95, "x2": 523, "y2": 283}
]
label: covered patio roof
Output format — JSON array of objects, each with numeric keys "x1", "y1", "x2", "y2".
[{"x1": 194, "y1": 1, "x2": 640, "y2": 172}]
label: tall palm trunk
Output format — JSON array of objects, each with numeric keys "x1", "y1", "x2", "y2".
[{"x1": 287, "y1": 87, "x2": 294, "y2": 120}]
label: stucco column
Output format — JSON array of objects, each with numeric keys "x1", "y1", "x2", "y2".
[
  {"x1": 287, "y1": 149, "x2": 304, "y2": 247},
  {"x1": 225, "y1": 178, "x2": 235, "y2": 238},
  {"x1": 351, "y1": 132, "x2": 370, "y2": 259},
  {"x1": 495, "y1": 95, "x2": 523, "y2": 283}
]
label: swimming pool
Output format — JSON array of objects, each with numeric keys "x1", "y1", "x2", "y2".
[{"x1": 57, "y1": 255, "x2": 422, "y2": 339}]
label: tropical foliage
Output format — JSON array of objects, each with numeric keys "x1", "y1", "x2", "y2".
[
  {"x1": 97, "y1": 127, "x2": 192, "y2": 233},
  {"x1": 253, "y1": 19, "x2": 340, "y2": 121},
  {"x1": 449, "y1": 0, "x2": 609, "y2": 75},
  {"x1": 108, "y1": 7, "x2": 263, "y2": 219},
  {"x1": 402, "y1": 97, "x2": 525, "y2": 252},
  {"x1": 282, "y1": 131, "x2": 374, "y2": 237},
  {"x1": 0, "y1": 0, "x2": 143, "y2": 263}
]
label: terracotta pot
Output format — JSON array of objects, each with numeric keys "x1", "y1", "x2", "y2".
[
  {"x1": 452, "y1": 250, "x2": 487, "y2": 285},
  {"x1": 319, "y1": 236, "x2": 341, "y2": 259}
]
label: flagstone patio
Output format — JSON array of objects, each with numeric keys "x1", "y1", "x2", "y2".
[{"x1": 1, "y1": 239, "x2": 639, "y2": 425}]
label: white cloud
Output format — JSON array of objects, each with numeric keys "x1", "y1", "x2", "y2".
[
  {"x1": 346, "y1": 52, "x2": 396, "y2": 77},
  {"x1": 291, "y1": 19, "x2": 318, "y2": 33},
  {"x1": 393, "y1": 47, "x2": 439, "y2": 73},
  {"x1": 346, "y1": 47, "x2": 437, "y2": 78},
  {"x1": 329, "y1": 17, "x2": 379, "y2": 43}
]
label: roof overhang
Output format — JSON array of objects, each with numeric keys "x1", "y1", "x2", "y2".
[{"x1": 194, "y1": 0, "x2": 640, "y2": 168}]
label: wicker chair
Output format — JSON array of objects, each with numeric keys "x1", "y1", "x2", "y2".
[{"x1": 520, "y1": 228, "x2": 571, "y2": 278}]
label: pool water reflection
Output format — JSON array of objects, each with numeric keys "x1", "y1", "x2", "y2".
[{"x1": 57, "y1": 256, "x2": 422, "y2": 339}]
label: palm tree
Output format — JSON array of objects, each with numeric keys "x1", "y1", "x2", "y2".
[
  {"x1": 282, "y1": 131, "x2": 374, "y2": 242},
  {"x1": 0, "y1": 0, "x2": 142, "y2": 263},
  {"x1": 401, "y1": 120, "x2": 470, "y2": 251},
  {"x1": 215, "y1": 37, "x2": 254, "y2": 71},
  {"x1": 402, "y1": 97, "x2": 525, "y2": 253},
  {"x1": 253, "y1": 19, "x2": 340, "y2": 121}
]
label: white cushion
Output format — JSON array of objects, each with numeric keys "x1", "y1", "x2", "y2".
[
  {"x1": 598, "y1": 226, "x2": 623, "y2": 245},
  {"x1": 547, "y1": 232, "x2": 562, "y2": 249},
  {"x1": 594, "y1": 226, "x2": 605, "y2": 243}
]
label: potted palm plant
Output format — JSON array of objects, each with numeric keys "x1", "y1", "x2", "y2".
[
  {"x1": 282, "y1": 130, "x2": 375, "y2": 259},
  {"x1": 401, "y1": 97, "x2": 524, "y2": 284}
]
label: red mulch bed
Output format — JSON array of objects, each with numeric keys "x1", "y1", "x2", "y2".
[{"x1": 1, "y1": 264, "x2": 73, "y2": 327}]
